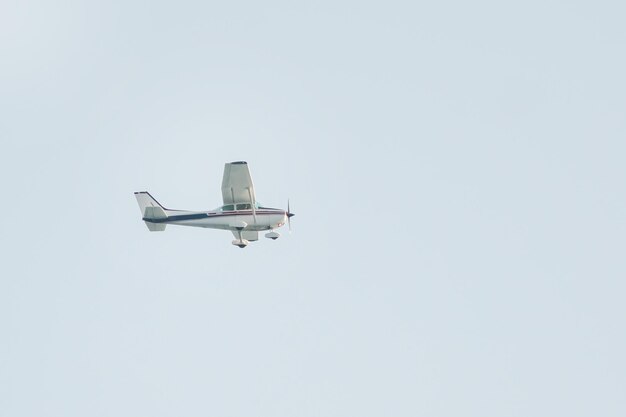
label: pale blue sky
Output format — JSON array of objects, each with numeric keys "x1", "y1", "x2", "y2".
[{"x1": 1, "y1": 1, "x2": 625, "y2": 416}]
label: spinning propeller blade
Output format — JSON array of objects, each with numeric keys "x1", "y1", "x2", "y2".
[{"x1": 286, "y1": 199, "x2": 295, "y2": 232}]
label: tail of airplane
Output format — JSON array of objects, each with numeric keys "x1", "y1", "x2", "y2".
[{"x1": 134, "y1": 191, "x2": 168, "y2": 231}]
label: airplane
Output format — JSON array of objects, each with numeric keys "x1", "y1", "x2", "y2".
[{"x1": 134, "y1": 161, "x2": 294, "y2": 248}]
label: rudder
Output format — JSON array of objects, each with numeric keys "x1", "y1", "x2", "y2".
[
  {"x1": 144, "y1": 222, "x2": 167, "y2": 231},
  {"x1": 135, "y1": 191, "x2": 168, "y2": 232},
  {"x1": 134, "y1": 191, "x2": 166, "y2": 214}
]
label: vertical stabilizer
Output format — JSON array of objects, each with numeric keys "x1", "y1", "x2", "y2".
[
  {"x1": 135, "y1": 191, "x2": 168, "y2": 232},
  {"x1": 144, "y1": 222, "x2": 166, "y2": 231},
  {"x1": 134, "y1": 191, "x2": 166, "y2": 214}
]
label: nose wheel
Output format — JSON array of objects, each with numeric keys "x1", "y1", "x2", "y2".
[{"x1": 265, "y1": 231, "x2": 280, "y2": 240}]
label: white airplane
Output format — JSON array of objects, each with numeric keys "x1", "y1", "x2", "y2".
[{"x1": 134, "y1": 161, "x2": 294, "y2": 248}]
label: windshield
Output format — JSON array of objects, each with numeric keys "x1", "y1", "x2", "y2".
[
  {"x1": 216, "y1": 202, "x2": 275, "y2": 212},
  {"x1": 217, "y1": 202, "x2": 265, "y2": 212}
]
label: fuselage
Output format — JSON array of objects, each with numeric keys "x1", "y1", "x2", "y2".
[{"x1": 144, "y1": 208, "x2": 287, "y2": 231}]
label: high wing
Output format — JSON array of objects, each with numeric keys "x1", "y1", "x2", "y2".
[{"x1": 221, "y1": 161, "x2": 256, "y2": 205}]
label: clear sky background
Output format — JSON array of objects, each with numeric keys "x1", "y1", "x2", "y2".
[{"x1": 1, "y1": 1, "x2": 625, "y2": 416}]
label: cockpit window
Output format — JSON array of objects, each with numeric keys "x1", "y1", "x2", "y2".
[{"x1": 217, "y1": 202, "x2": 273, "y2": 212}]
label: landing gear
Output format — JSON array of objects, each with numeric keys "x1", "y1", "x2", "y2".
[
  {"x1": 231, "y1": 239, "x2": 249, "y2": 248},
  {"x1": 265, "y1": 231, "x2": 280, "y2": 240},
  {"x1": 232, "y1": 229, "x2": 249, "y2": 248}
]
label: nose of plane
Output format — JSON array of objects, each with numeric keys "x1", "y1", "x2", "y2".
[
  {"x1": 286, "y1": 200, "x2": 294, "y2": 219},
  {"x1": 285, "y1": 201, "x2": 294, "y2": 231}
]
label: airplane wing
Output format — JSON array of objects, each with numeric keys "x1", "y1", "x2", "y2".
[{"x1": 221, "y1": 161, "x2": 256, "y2": 205}]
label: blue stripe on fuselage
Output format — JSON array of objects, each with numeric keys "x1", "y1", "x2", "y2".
[{"x1": 143, "y1": 210, "x2": 282, "y2": 224}]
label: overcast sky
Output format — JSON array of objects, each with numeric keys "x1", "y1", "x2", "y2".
[{"x1": 1, "y1": 1, "x2": 625, "y2": 416}]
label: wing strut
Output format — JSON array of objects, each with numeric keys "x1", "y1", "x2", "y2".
[{"x1": 247, "y1": 187, "x2": 256, "y2": 224}]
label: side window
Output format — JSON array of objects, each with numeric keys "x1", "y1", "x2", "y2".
[
  {"x1": 221, "y1": 204, "x2": 235, "y2": 211},
  {"x1": 237, "y1": 203, "x2": 251, "y2": 210}
]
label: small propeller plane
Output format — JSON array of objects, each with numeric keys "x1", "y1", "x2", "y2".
[{"x1": 134, "y1": 161, "x2": 294, "y2": 248}]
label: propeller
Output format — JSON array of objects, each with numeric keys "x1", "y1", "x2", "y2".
[{"x1": 286, "y1": 199, "x2": 295, "y2": 232}]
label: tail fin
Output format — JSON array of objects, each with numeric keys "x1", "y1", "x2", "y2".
[
  {"x1": 145, "y1": 222, "x2": 167, "y2": 232},
  {"x1": 134, "y1": 191, "x2": 168, "y2": 232}
]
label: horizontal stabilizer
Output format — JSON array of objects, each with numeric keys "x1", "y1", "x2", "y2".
[{"x1": 144, "y1": 221, "x2": 166, "y2": 232}]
